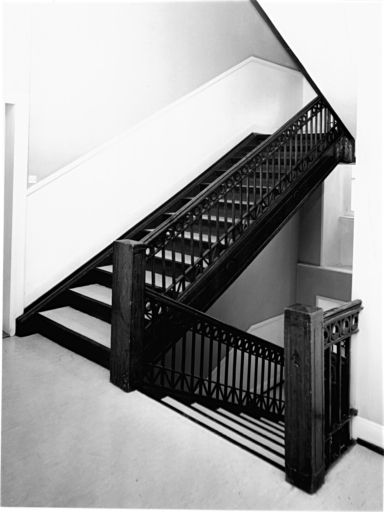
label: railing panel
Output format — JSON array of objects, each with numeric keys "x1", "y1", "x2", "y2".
[
  {"x1": 142, "y1": 96, "x2": 351, "y2": 299},
  {"x1": 323, "y1": 299, "x2": 362, "y2": 470},
  {"x1": 284, "y1": 300, "x2": 362, "y2": 494},
  {"x1": 143, "y1": 288, "x2": 285, "y2": 419}
]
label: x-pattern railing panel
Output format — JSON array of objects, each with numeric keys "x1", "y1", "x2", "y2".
[{"x1": 143, "y1": 289, "x2": 285, "y2": 418}]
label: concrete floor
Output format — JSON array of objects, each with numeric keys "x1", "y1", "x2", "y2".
[{"x1": 2, "y1": 334, "x2": 383, "y2": 509}]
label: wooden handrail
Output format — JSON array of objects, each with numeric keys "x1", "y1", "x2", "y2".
[{"x1": 324, "y1": 299, "x2": 363, "y2": 324}]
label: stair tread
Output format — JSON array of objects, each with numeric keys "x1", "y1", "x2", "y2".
[
  {"x1": 154, "y1": 250, "x2": 192, "y2": 265},
  {"x1": 39, "y1": 307, "x2": 111, "y2": 348},
  {"x1": 166, "y1": 213, "x2": 235, "y2": 225},
  {"x1": 71, "y1": 284, "x2": 112, "y2": 305},
  {"x1": 145, "y1": 229, "x2": 218, "y2": 244},
  {"x1": 98, "y1": 265, "x2": 174, "y2": 289},
  {"x1": 201, "y1": 214, "x2": 235, "y2": 223},
  {"x1": 217, "y1": 198, "x2": 255, "y2": 205},
  {"x1": 184, "y1": 196, "x2": 253, "y2": 208},
  {"x1": 98, "y1": 265, "x2": 113, "y2": 273}
]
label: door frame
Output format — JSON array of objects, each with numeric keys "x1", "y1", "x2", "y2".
[{"x1": 3, "y1": 90, "x2": 29, "y2": 335}]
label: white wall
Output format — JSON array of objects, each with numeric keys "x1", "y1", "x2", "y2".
[
  {"x1": 24, "y1": 58, "x2": 306, "y2": 306},
  {"x1": 211, "y1": 314, "x2": 284, "y2": 395},
  {"x1": 321, "y1": 165, "x2": 354, "y2": 267},
  {"x1": 248, "y1": 314, "x2": 284, "y2": 347},
  {"x1": 259, "y1": 0, "x2": 358, "y2": 138},
  {"x1": 259, "y1": 0, "x2": 383, "y2": 445},
  {"x1": 208, "y1": 212, "x2": 300, "y2": 332},
  {"x1": 4, "y1": 1, "x2": 299, "y2": 186},
  {"x1": 349, "y1": 4, "x2": 383, "y2": 444}
]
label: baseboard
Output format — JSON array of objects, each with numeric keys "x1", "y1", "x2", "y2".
[
  {"x1": 356, "y1": 438, "x2": 384, "y2": 456},
  {"x1": 352, "y1": 416, "x2": 384, "y2": 450}
]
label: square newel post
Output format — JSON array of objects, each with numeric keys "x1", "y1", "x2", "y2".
[
  {"x1": 284, "y1": 304, "x2": 325, "y2": 494},
  {"x1": 110, "y1": 240, "x2": 147, "y2": 392}
]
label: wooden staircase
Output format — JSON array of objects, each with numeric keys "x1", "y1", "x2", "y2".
[
  {"x1": 16, "y1": 132, "x2": 269, "y2": 365},
  {"x1": 15, "y1": 95, "x2": 355, "y2": 473},
  {"x1": 17, "y1": 96, "x2": 354, "y2": 414}
]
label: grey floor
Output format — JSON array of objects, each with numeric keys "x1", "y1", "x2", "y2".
[{"x1": 2, "y1": 333, "x2": 383, "y2": 509}]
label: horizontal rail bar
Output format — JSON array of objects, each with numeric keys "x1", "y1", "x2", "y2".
[
  {"x1": 324, "y1": 299, "x2": 363, "y2": 325},
  {"x1": 145, "y1": 288, "x2": 284, "y2": 356}
]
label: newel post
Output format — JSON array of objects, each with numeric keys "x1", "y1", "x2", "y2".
[
  {"x1": 110, "y1": 240, "x2": 147, "y2": 392},
  {"x1": 284, "y1": 304, "x2": 325, "y2": 494}
]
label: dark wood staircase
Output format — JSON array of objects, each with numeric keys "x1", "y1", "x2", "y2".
[
  {"x1": 16, "y1": 132, "x2": 269, "y2": 363},
  {"x1": 16, "y1": 95, "x2": 354, "y2": 407}
]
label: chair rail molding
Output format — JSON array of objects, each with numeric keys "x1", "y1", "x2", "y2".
[{"x1": 353, "y1": 416, "x2": 384, "y2": 450}]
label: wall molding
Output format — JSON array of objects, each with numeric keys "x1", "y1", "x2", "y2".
[
  {"x1": 352, "y1": 416, "x2": 384, "y2": 450},
  {"x1": 3, "y1": 90, "x2": 30, "y2": 334},
  {"x1": 248, "y1": 314, "x2": 284, "y2": 348},
  {"x1": 248, "y1": 313, "x2": 283, "y2": 332},
  {"x1": 297, "y1": 262, "x2": 352, "y2": 275},
  {"x1": 27, "y1": 56, "x2": 303, "y2": 196}
]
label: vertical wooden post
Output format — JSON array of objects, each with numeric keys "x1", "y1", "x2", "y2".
[
  {"x1": 110, "y1": 240, "x2": 146, "y2": 392},
  {"x1": 284, "y1": 304, "x2": 325, "y2": 494}
]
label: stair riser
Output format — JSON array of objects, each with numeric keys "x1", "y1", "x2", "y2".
[
  {"x1": 64, "y1": 290, "x2": 112, "y2": 324},
  {"x1": 35, "y1": 315, "x2": 111, "y2": 369},
  {"x1": 149, "y1": 234, "x2": 215, "y2": 255},
  {"x1": 148, "y1": 258, "x2": 186, "y2": 279},
  {"x1": 88, "y1": 268, "x2": 113, "y2": 288}
]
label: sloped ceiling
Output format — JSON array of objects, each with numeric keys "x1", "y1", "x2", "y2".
[{"x1": 257, "y1": 0, "x2": 360, "y2": 138}]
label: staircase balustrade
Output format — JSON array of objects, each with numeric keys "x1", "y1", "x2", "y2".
[
  {"x1": 110, "y1": 238, "x2": 285, "y2": 419},
  {"x1": 142, "y1": 96, "x2": 354, "y2": 299},
  {"x1": 142, "y1": 288, "x2": 285, "y2": 420},
  {"x1": 323, "y1": 300, "x2": 362, "y2": 470}
]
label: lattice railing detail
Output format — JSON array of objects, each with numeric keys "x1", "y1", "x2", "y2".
[
  {"x1": 142, "y1": 96, "x2": 348, "y2": 297},
  {"x1": 323, "y1": 300, "x2": 362, "y2": 470},
  {"x1": 143, "y1": 289, "x2": 285, "y2": 419}
]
